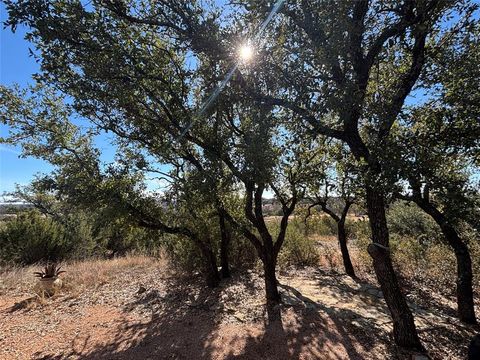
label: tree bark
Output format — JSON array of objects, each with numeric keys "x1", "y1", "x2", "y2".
[
  {"x1": 337, "y1": 218, "x2": 356, "y2": 278},
  {"x1": 263, "y1": 252, "x2": 281, "y2": 306},
  {"x1": 218, "y1": 212, "x2": 231, "y2": 278},
  {"x1": 205, "y1": 251, "x2": 220, "y2": 288},
  {"x1": 199, "y1": 244, "x2": 221, "y2": 288},
  {"x1": 451, "y1": 241, "x2": 476, "y2": 324},
  {"x1": 416, "y1": 200, "x2": 476, "y2": 324},
  {"x1": 366, "y1": 187, "x2": 424, "y2": 351},
  {"x1": 253, "y1": 184, "x2": 283, "y2": 308},
  {"x1": 319, "y1": 201, "x2": 356, "y2": 278}
]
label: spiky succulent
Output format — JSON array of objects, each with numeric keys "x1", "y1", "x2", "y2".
[{"x1": 34, "y1": 263, "x2": 66, "y2": 279}]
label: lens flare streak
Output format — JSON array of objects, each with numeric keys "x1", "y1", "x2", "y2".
[{"x1": 176, "y1": 0, "x2": 286, "y2": 141}]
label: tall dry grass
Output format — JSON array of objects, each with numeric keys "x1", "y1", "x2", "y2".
[{"x1": 0, "y1": 254, "x2": 168, "y2": 297}]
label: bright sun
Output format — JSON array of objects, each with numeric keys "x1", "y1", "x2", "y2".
[{"x1": 239, "y1": 44, "x2": 254, "y2": 61}]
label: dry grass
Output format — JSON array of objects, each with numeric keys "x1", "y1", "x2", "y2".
[
  {"x1": 0, "y1": 254, "x2": 168, "y2": 297},
  {"x1": 0, "y1": 266, "x2": 33, "y2": 295},
  {"x1": 310, "y1": 234, "x2": 337, "y2": 242},
  {"x1": 316, "y1": 242, "x2": 367, "y2": 274}
]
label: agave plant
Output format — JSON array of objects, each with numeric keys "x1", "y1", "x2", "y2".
[{"x1": 34, "y1": 263, "x2": 66, "y2": 279}]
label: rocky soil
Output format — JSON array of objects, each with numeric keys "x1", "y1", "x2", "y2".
[{"x1": 0, "y1": 257, "x2": 477, "y2": 359}]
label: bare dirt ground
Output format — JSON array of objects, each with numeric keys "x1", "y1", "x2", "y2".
[{"x1": 0, "y1": 256, "x2": 478, "y2": 360}]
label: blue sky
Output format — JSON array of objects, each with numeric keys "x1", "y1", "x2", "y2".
[
  {"x1": 0, "y1": 3, "x2": 121, "y2": 195},
  {"x1": 0, "y1": 3, "x2": 477, "y2": 196},
  {"x1": 0, "y1": 2, "x2": 439, "y2": 195},
  {"x1": 0, "y1": 4, "x2": 53, "y2": 194},
  {"x1": 0, "y1": 1, "x2": 238, "y2": 196}
]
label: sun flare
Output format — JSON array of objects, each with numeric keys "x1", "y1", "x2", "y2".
[{"x1": 239, "y1": 44, "x2": 254, "y2": 61}]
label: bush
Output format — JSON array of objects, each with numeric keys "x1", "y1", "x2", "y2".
[
  {"x1": 387, "y1": 201, "x2": 441, "y2": 243},
  {"x1": 161, "y1": 233, "x2": 205, "y2": 272},
  {"x1": 278, "y1": 220, "x2": 320, "y2": 268},
  {"x1": 305, "y1": 215, "x2": 338, "y2": 237},
  {"x1": 96, "y1": 218, "x2": 160, "y2": 257},
  {"x1": 63, "y1": 212, "x2": 98, "y2": 259},
  {"x1": 0, "y1": 210, "x2": 71, "y2": 264},
  {"x1": 389, "y1": 234, "x2": 428, "y2": 277},
  {"x1": 162, "y1": 227, "x2": 258, "y2": 274},
  {"x1": 424, "y1": 243, "x2": 457, "y2": 292},
  {"x1": 0, "y1": 209, "x2": 163, "y2": 265},
  {"x1": 353, "y1": 219, "x2": 476, "y2": 295},
  {"x1": 353, "y1": 201, "x2": 444, "y2": 273},
  {"x1": 228, "y1": 232, "x2": 258, "y2": 270}
]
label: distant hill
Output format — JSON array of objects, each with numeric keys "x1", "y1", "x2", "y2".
[{"x1": 0, "y1": 203, "x2": 34, "y2": 215}]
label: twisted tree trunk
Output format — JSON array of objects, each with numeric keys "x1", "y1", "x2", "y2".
[
  {"x1": 263, "y1": 251, "x2": 281, "y2": 305},
  {"x1": 337, "y1": 217, "x2": 356, "y2": 278},
  {"x1": 366, "y1": 187, "x2": 424, "y2": 351},
  {"x1": 416, "y1": 200, "x2": 476, "y2": 324},
  {"x1": 317, "y1": 200, "x2": 356, "y2": 278}
]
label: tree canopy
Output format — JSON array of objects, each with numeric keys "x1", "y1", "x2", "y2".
[{"x1": 1, "y1": 0, "x2": 479, "y2": 355}]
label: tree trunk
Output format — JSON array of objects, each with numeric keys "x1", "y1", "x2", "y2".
[
  {"x1": 417, "y1": 201, "x2": 476, "y2": 324},
  {"x1": 263, "y1": 252, "x2": 281, "y2": 306},
  {"x1": 218, "y1": 212, "x2": 231, "y2": 278},
  {"x1": 366, "y1": 187, "x2": 424, "y2": 351},
  {"x1": 452, "y1": 242, "x2": 476, "y2": 324},
  {"x1": 337, "y1": 219, "x2": 356, "y2": 278},
  {"x1": 201, "y1": 246, "x2": 221, "y2": 288},
  {"x1": 263, "y1": 252, "x2": 281, "y2": 321}
]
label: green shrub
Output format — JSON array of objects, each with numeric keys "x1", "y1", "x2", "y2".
[
  {"x1": 306, "y1": 215, "x2": 338, "y2": 237},
  {"x1": 387, "y1": 201, "x2": 441, "y2": 242},
  {"x1": 228, "y1": 232, "x2": 258, "y2": 269},
  {"x1": 424, "y1": 243, "x2": 457, "y2": 291},
  {"x1": 95, "y1": 218, "x2": 159, "y2": 257},
  {"x1": 161, "y1": 228, "x2": 258, "y2": 274},
  {"x1": 0, "y1": 209, "x2": 162, "y2": 265},
  {"x1": 0, "y1": 210, "x2": 70, "y2": 264},
  {"x1": 161, "y1": 233, "x2": 205, "y2": 272},
  {"x1": 389, "y1": 234, "x2": 428, "y2": 276},
  {"x1": 63, "y1": 212, "x2": 98, "y2": 259},
  {"x1": 278, "y1": 220, "x2": 320, "y2": 268}
]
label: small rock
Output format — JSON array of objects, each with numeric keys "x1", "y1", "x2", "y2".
[{"x1": 137, "y1": 286, "x2": 147, "y2": 294}]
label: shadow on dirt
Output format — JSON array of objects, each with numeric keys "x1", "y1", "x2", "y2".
[
  {"x1": 29, "y1": 269, "x2": 474, "y2": 360},
  {"x1": 7, "y1": 296, "x2": 40, "y2": 313},
  {"x1": 31, "y1": 269, "x2": 395, "y2": 360}
]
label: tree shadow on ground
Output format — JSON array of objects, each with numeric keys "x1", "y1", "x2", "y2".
[
  {"x1": 34, "y1": 269, "x2": 397, "y2": 359},
  {"x1": 34, "y1": 274, "x2": 225, "y2": 360},
  {"x1": 306, "y1": 269, "x2": 393, "y2": 326},
  {"x1": 204, "y1": 281, "x2": 393, "y2": 360},
  {"x1": 408, "y1": 284, "x2": 457, "y2": 318},
  {"x1": 306, "y1": 268, "x2": 478, "y2": 359},
  {"x1": 30, "y1": 269, "x2": 471, "y2": 360}
]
